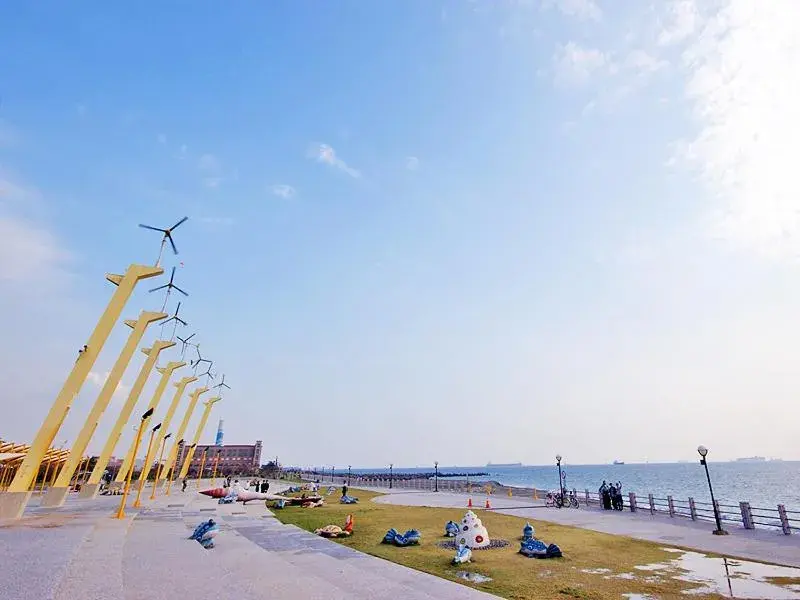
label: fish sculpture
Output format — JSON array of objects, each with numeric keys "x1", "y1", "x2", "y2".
[
  {"x1": 452, "y1": 543, "x2": 472, "y2": 565},
  {"x1": 189, "y1": 519, "x2": 219, "y2": 549},
  {"x1": 382, "y1": 528, "x2": 421, "y2": 546},
  {"x1": 519, "y1": 538, "x2": 562, "y2": 559},
  {"x1": 445, "y1": 520, "x2": 460, "y2": 537}
]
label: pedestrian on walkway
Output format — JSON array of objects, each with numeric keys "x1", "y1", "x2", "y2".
[{"x1": 182, "y1": 478, "x2": 188, "y2": 492}]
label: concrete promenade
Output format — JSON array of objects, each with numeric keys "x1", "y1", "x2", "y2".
[
  {"x1": 361, "y1": 485, "x2": 800, "y2": 568},
  {"x1": 0, "y1": 481, "x2": 500, "y2": 600}
]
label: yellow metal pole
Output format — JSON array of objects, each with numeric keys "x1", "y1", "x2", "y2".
[
  {"x1": 151, "y1": 376, "x2": 196, "y2": 489},
  {"x1": 115, "y1": 408, "x2": 153, "y2": 520},
  {"x1": 40, "y1": 457, "x2": 53, "y2": 492},
  {"x1": 162, "y1": 387, "x2": 209, "y2": 485},
  {"x1": 178, "y1": 397, "x2": 221, "y2": 479},
  {"x1": 0, "y1": 264, "x2": 162, "y2": 519},
  {"x1": 164, "y1": 442, "x2": 181, "y2": 497},
  {"x1": 196, "y1": 448, "x2": 208, "y2": 488},
  {"x1": 130, "y1": 361, "x2": 185, "y2": 486},
  {"x1": 150, "y1": 433, "x2": 171, "y2": 501},
  {"x1": 211, "y1": 450, "x2": 221, "y2": 486},
  {"x1": 177, "y1": 444, "x2": 196, "y2": 485},
  {"x1": 133, "y1": 423, "x2": 160, "y2": 508},
  {"x1": 86, "y1": 340, "x2": 175, "y2": 491},
  {"x1": 114, "y1": 347, "x2": 179, "y2": 484},
  {"x1": 41, "y1": 311, "x2": 167, "y2": 507}
]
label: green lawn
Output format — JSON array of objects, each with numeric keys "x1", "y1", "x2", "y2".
[{"x1": 272, "y1": 488, "x2": 733, "y2": 599}]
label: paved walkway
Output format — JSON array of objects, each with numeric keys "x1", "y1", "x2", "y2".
[
  {"x1": 362, "y1": 486, "x2": 800, "y2": 568},
  {"x1": 1, "y1": 481, "x2": 500, "y2": 600}
]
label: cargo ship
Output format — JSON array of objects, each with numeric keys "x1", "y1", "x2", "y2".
[{"x1": 486, "y1": 462, "x2": 522, "y2": 468}]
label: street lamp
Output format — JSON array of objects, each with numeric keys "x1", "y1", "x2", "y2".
[
  {"x1": 116, "y1": 408, "x2": 153, "y2": 519},
  {"x1": 434, "y1": 461, "x2": 439, "y2": 492},
  {"x1": 389, "y1": 463, "x2": 393, "y2": 489},
  {"x1": 331, "y1": 466, "x2": 335, "y2": 483},
  {"x1": 697, "y1": 445, "x2": 728, "y2": 535},
  {"x1": 347, "y1": 465, "x2": 351, "y2": 486},
  {"x1": 556, "y1": 454, "x2": 564, "y2": 502}
]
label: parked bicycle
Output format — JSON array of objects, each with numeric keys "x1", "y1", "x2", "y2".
[{"x1": 546, "y1": 489, "x2": 579, "y2": 509}]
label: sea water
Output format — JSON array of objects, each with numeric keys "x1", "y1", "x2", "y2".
[{"x1": 351, "y1": 461, "x2": 800, "y2": 511}]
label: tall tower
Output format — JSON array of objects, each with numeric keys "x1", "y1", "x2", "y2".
[{"x1": 215, "y1": 418, "x2": 224, "y2": 446}]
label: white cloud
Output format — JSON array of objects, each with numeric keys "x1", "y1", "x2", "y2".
[
  {"x1": 0, "y1": 214, "x2": 70, "y2": 282},
  {"x1": 307, "y1": 142, "x2": 361, "y2": 178},
  {"x1": 203, "y1": 177, "x2": 223, "y2": 189},
  {"x1": 198, "y1": 216, "x2": 234, "y2": 226},
  {"x1": 405, "y1": 156, "x2": 420, "y2": 171},
  {"x1": 87, "y1": 371, "x2": 131, "y2": 400},
  {"x1": 542, "y1": 0, "x2": 601, "y2": 21},
  {"x1": 0, "y1": 172, "x2": 70, "y2": 284},
  {"x1": 553, "y1": 42, "x2": 609, "y2": 86},
  {"x1": 658, "y1": 0, "x2": 700, "y2": 46},
  {"x1": 271, "y1": 184, "x2": 296, "y2": 199},
  {"x1": 197, "y1": 154, "x2": 219, "y2": 172},
  {"x1": 157, "y1": 133, "x2": 167, "y2": 145},
  {"x1": 624, "y1": 50, "x2": 668, "y2": 75},
  {"x1": 673, "y1": 0, "x2": 800, "y2": 259}
]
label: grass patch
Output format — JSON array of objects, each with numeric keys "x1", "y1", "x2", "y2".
[{"x1": 272, "y1": 488, "x2": 724, "y2": 599}]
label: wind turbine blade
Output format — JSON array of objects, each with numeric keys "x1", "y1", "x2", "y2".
[
  {"x1": 168, "y1": 234, "x2": 179, "y2": 255},
  {"x1": 175, "y1": 301, "x2": 181, "y2": 315},
  {"x1": 139, "y1": 224, "x2": 167, "y2": 232},
  {"x1": 174, "y1": 285, "x2": 189, "y2": 297},
  {"x1": 185, "y1": 333, "x2": 196, "y2": 342},
  {"x1": 149, "y1": 284, "x2": 168, "y2": 292},
  {"x1": 169, "y1": 266, "x2": 176, "y2": 284},
  {"x1": 170, "y1": 216, "x2": 189, "y2": 230}
]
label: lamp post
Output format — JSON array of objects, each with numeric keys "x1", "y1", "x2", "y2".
[
  {"x1": 197, "y1": 448, "x2": 208, "y2": 488},
  {"x1": 347, "y1": 465, "x2": 351, "y2": 486},
  {"x1": 115, "y1": 408, "x2": 153, "y2": 519},
  {"x1": 556, "y1": 454, "x2": 564, "y2": 503},
  {"x1": 134, "y1": 422, "x2": 161, "y2": 508},
  {"x1": 211, "y1": 449, "x2": 221, "y2": 486},
  {"x1": 389, "y1": 463, "x2": 393, "y2": 489},
  {"x1": 331, "y1": 466, "x2": 334, "y2": 483},
  {"x1": 434, "y1": 461, "x2": 439, "y2": 492},
  {"x1": 164, "y1": 438, "x2": 183, "y2": 496},
  {"x1": 150, "y1": 433, "x2": 171, "y2": 501},
  {"x1": 697, "y1": 445, "x2": 728, "y2": 535}
]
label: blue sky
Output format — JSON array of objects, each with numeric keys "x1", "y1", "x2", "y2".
[{"x1": 2, "y1": 1, "x2": 799, "y2": 467}]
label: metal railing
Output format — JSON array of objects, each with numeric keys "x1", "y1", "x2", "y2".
[{"x1": 309, "y1": 472, "x2": 800, "y2": 535}]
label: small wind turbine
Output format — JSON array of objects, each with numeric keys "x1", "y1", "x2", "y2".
[
  {"x1": 213, "y1": 374, "x2": 230, "y2": 398},
  {"x1": 149, "y1": 266, "x2": 189, "y2": 312},
  {"x1": 162, "y1": 301, "x2": 187, "y2": 340},
  {"x1": 177, "y1": 333, "x2": 196, "y2": 360},
  {"x1": 138, "y1": 216, "x2": 188, "y2": 267},
  {"x1": 191, "y1": 345, "x2": 211, "y2": 374}
]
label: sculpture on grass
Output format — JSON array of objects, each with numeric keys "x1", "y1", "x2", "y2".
[
  {"x1": 452, "y1": 543, "x2": 472, "y2": 564},
  {"x1": 444, "y1": 520, "x2": 460, "y2": 537},
  {"x1": 382, "y1": 528, "x2": 421, "y2": 546},
  {"x1": 315, "y1": 514, "x2": 354, "y2": 538},
  {"x1": 455, "y1": 510, "x2": 490, "y2": 549}
]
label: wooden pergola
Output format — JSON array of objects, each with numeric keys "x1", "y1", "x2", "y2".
[{"x1": 0, "y1": 440, "x2": 87, "y2": 492}]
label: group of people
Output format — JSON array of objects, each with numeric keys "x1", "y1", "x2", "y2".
[{"x1": 599, "y1": 480, "x2": 624, "y2": 511}]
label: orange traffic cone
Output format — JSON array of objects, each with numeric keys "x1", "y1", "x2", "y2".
[
  {"x1": 467, "y1": 497, "x2": 473, "y2": 508},
  {"x1": 485, "y1": 498, "x2": 492, "y2": 509}
]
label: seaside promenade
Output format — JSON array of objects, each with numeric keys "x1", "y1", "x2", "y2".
[
  {"x1": 1, "y1": 481, "x2": 499, "y2": 600},
  {"x1": 358, "y1": 483, "x2": 800, "y2": 568},
  {"x1": 5, "y1": 480, "x2": 800, "y2": 600}
]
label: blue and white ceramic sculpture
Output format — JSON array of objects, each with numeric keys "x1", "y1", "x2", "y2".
[
  {"x1": 445, "y1": 520, "x2": 460, "y2": 537},
  {"x1": 522, "y1": 522, "x2": 534, "y2": 541},
  {"x1": 382, "y1": 528, "x2": 421, "y2": 546},
  {"x1": 453, "y1": 543, "x2": 472, "y2": 564},
  {"x1": 519, "y1": 538, "x2": 562, "y2": 559},
  {"x1": 189, "y1": 519, "x2": 219, "y2": 549}
]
